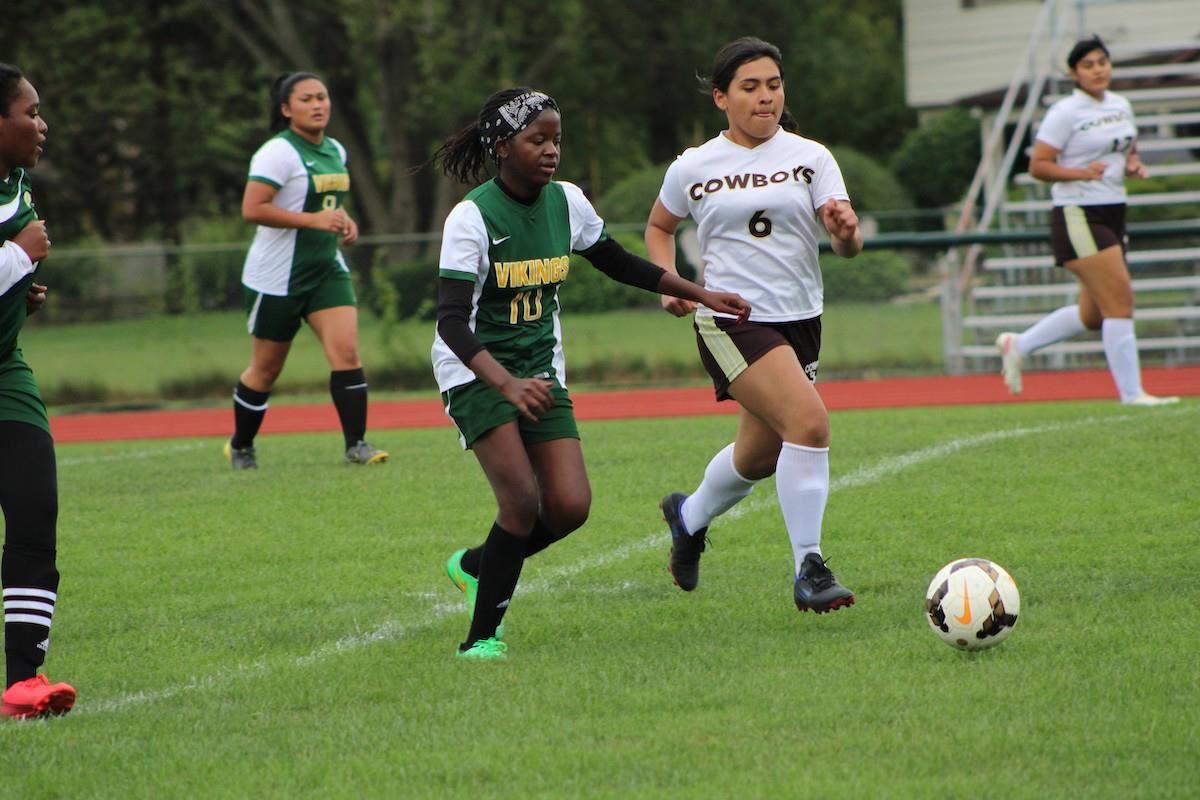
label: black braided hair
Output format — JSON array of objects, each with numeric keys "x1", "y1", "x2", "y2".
[
  {"x1": 698, "y1": 37, "x2": 799, "y2": 134},
  {"x1": 0, "y1": 63, "x2": 24, "y2": 117},
  {"x1": 269, "y1": 71, "x2": 322, "y2": 133},
  {"x1": 433, "y1": 87, "x2": 533, "y2": 185}
]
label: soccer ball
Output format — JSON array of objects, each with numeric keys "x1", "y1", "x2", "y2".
[{"x1": 925, "y1": 558, "x2": 1020, "y2": 651}]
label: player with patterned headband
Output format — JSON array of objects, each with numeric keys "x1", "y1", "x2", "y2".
[
  {"x1": 432, "y1": 87, "x2": 751, "y2": 659},
  {"x1": 224, "y1": 71, "x2": 389, "y2": 470},
  {"x1": 0, "y1": 63, "x2": 76, "y2": 718},
  {"x1": 647, "y1": 37, "x2": 863, "y2": 614}
]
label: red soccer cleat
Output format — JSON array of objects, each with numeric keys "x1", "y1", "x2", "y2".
[{"x1": 1, "y1": 674, "x2": 76, "y2": 719}]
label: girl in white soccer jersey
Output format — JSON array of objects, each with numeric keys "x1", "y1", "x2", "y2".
[
  {"x1": 224, "y1": 72, "x2": 389, "y2": 470},
  {"x1": 995, "y1": 37, "x2": 1178, "y2": 406},
  {"x1": 0, "y1": 64, "x2": 75, "y2": 718},
  {"x1": 433, "y1": 87, "x2": 750, "y2": 659},
  {"x1": 646, "y1": 37, "x2": 863, "y2": 614}
]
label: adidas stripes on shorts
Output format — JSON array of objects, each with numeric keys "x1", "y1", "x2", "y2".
[
  {"x1": 694, "y1": 315, "x2": 822, "y2": 401},
  {"x1": 1049, "y1": 203, "x2": 1127, "y2": 265}
]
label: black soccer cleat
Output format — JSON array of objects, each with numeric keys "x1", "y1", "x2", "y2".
[
  {"x1": 794, "y1": 552, "x2": 855, "y2": 613},
  {"x1": 661, "y1": 492, "x2": 708, "y2": 592}
]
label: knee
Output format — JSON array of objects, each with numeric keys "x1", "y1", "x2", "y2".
[
  {"x1": 781, "y1": 417, "x2": 830, "y2": 449},
  {"x1": 246, "y1": 363, "x2": 283, "y2": 389},
  {"x1": 544, "y1": 492, "x2": 591, "y2": 537},
  {"x1": 331, "y1": 345, "x2": 361, "y2": 370},
  {"x1": 494, "y1": 485, "x2": 541, "y2": 535}
]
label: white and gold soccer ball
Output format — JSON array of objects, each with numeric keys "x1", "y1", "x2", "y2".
[{"x1": 925, "y1": 558, "x2": 1020, "y2": 651}]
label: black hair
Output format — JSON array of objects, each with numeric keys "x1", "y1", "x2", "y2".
[
  {"x1": 1067, "y1": 36, "x2": 1109, "y2": 70},
  {"x1": 0, "y1": 63, "x2": 24, "y2": 117},
  {"x1": 699, "y1": 37, "x2": 799, "y2": 133},
  {"x1": 269, "y1": 71, "x2": 323, "y2": 133},
  {"x1": 432, "y1": 87, "x2": 534, "y2": 185}
]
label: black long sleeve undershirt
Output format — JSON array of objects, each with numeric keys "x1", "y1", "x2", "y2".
[{"x1": 435, "y1": 237, "x2": 669, "y2": 367}]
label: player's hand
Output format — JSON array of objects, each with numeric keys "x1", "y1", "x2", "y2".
[
  {"x1": 341, "y1": 216, "x2": 359, "y2": 245},
  {"x1": 821, "y1": 199, "x2": 859, "y2": 242},
  {"x1": 498, "y1": 376, "x2": 555, "y2": 422},
  {"x1": 1081, "y1": 161, "x2": 1107, "y2": 180},
  {"x1": 12, "y1": 219, "x2": 50, "y2": 263},
  {"x1": 310, "y1": 208, "x2": 349, "y2": 234},
  {"x1": 25, "y1": 283, "x2": 47, "y2": 315},
  {"x1": 661, "y1": 294, "x2": 697, "y2": 317},
  {"x1": 700, "y1": 290, "x2": 751, "y2": 323},
  {"x1": 1125, "y1": 157, "x2": 1148, "y2": 179}
]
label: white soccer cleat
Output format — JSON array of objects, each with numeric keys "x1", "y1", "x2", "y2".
[
  {"x1": 995, "y1": 332, "x2": 1023, "y2": 395},
  {"x1": 1123, "y1": 392, "x2": 1180, "y2": 407}
]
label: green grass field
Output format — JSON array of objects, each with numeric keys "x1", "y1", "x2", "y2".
[
  {"x1": 20, "y1": 301, "x2": 943, "y2": 407},
  {"x1": 1, "y1": 400, "x2": 1196, "y2": 797}
]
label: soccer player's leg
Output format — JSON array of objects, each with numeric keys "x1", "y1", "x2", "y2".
[
  {"x1": 0, "y1": 422, "x2": 75, "y2": 718},
  {"x1": 308, "y1": 275, "x2": 389, "y2": 463}
]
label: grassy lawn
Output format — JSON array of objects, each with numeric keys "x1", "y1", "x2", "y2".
[
  {"x1": 1, "y1": 400, "x2": 1195, "y2": 798},
  {"x1": 20, "y1": 301, "x2": 944, "y2": 408}
]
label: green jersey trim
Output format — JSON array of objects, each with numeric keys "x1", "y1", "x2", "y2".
[{"x1": 248, "y1": 175, "x2": 283, "y2": 189}]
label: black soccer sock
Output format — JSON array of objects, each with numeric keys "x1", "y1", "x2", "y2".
[
  {"x1": 330, "y1": 368, "x2": 368, "y2": 449},
  {"x1": 0, "y1": 423, "x2": 60, "y2": 685},
  {"x1": 231, "y1": 382, "x2": 270, "y2": 449},
  {"x1": 463, "y1": 522, "x2": 526, "y2": 649},
  {"x1": 458, "y1": 518, "x2": 563, "y2": 580},
  {"x1": 523, "y1": 518, "x2": 567, "y2": 559}
]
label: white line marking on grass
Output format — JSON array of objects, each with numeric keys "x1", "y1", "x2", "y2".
[
  {"x1": 58, "y1": 442, "x2": 207, "y2": 467},
  {"x1": 42, "y1": 406, "x2": 1194, "y2": 720}
]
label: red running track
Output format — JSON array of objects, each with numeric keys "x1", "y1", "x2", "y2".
[{"x1": 50, "y1": 365, "x2": 1200, "y2": 444}]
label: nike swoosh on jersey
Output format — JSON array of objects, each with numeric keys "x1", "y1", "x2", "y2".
[
  {"x1": 304, "y1": 160, "x2": 316, "y2": 167},
  {"x1": 491, "y1": 235, "x2": 511, "y2": 245},
  {"x1": 0, "y1": 173, "x2": 24, "y2": 224}
]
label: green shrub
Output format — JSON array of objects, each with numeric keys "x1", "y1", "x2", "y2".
[
  {"x1": 174, "y1": 216, "x2": 255, "y2": 313},
  {"x1": 820, "y1": 248, "x2": 911, "y2": 302},
  {"x1": 890, "y1": 108, "x2": 981, "y2": 208},
  {"x1": 596, "y1": 162, "x2": 668, "y2": 225},
  {"x1": 828, "y1": 146, "x2": 914, "y2": 230}
]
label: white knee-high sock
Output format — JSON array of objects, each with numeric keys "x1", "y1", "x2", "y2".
[
  {"x1": 1016, "y1": 304, "x2": 1085, "y2": 356},
  {"x1": 1102, "y1": 317, "x2": 1142, "y2": 402},
  {"x1": 775, "y1": 442, "x2": 829, "y2": 575},
  {"x1": 681, "y1": 443, "x2": 756, "y2": 534}
]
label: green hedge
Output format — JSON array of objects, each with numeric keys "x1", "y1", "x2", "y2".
[{"x1": 820, "y1": 248, "x2": 911, "y2": 302}]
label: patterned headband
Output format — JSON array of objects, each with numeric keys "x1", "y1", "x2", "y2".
[{"x1": 479, "y1": 91, "x2": 559, "y2": 163}]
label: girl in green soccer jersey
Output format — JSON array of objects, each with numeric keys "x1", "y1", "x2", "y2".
[
  {"x1": 225, "y1": 72, "x2": 388, "y2": 469},
  {"x1": 433, "y1": 87, "x2": 751, "y2": 659},
  {"x1": 0, "y1": 64, "x2": 76, "y2": 717}
]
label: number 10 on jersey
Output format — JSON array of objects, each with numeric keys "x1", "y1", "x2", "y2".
[{"x1": 510, "y1": 288, "x2": 544, "y2": 324}]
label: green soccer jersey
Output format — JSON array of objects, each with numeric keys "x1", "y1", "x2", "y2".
[
  {"x1": 0, "y1": 167, "x2": 48, "y2": 433},
  {"x1": 241, "y1": 130, "x2": 351, "y2": 296},
  {"x1": 431, "y1": 179, "x2": 607, "y2": 392}
]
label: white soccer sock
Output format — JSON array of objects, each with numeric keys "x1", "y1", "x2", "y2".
[
  {"x1": 681, "y1": 443, "x2": 756, "y2": 534},
  {"x1": 1016, "y1": 304, "x2": 1085, "y2": 356},
  {"x1": 1102, "y1": 317, "x2": 1143, "y2": 402},
  {"x1": 775, "y1": 442, "x2": 829, "y2": 575}
]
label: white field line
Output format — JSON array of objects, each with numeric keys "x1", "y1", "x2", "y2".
[
  {"x1": 58, "y1": 442, "x2": 207, "y2": 467},
  {"x1": 37, "y1": 407, "x2": 1195, "y2": 719}
]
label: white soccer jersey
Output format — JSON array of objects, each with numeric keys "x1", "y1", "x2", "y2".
[
  {"x1": 1035, "y1": 89, "x2": 1137, "y2": 206},
  {"x1": 658, "y1": 128, "x2": 848, "y2": 322},
  {"x1": 241, "y1": 132, "x2": 350, "y2": 296}
]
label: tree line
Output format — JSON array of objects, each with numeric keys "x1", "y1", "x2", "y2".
[{"x1": 9, "y1": 0, "x2": 915, "y2": 246}]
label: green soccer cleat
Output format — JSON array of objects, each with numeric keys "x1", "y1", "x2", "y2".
[
  {"x1": 446, "y1": 549, "x2": 504, "y2": 640},
  {"x1": 456, "y1": 637, "x2": 508, "y2": 660}
]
